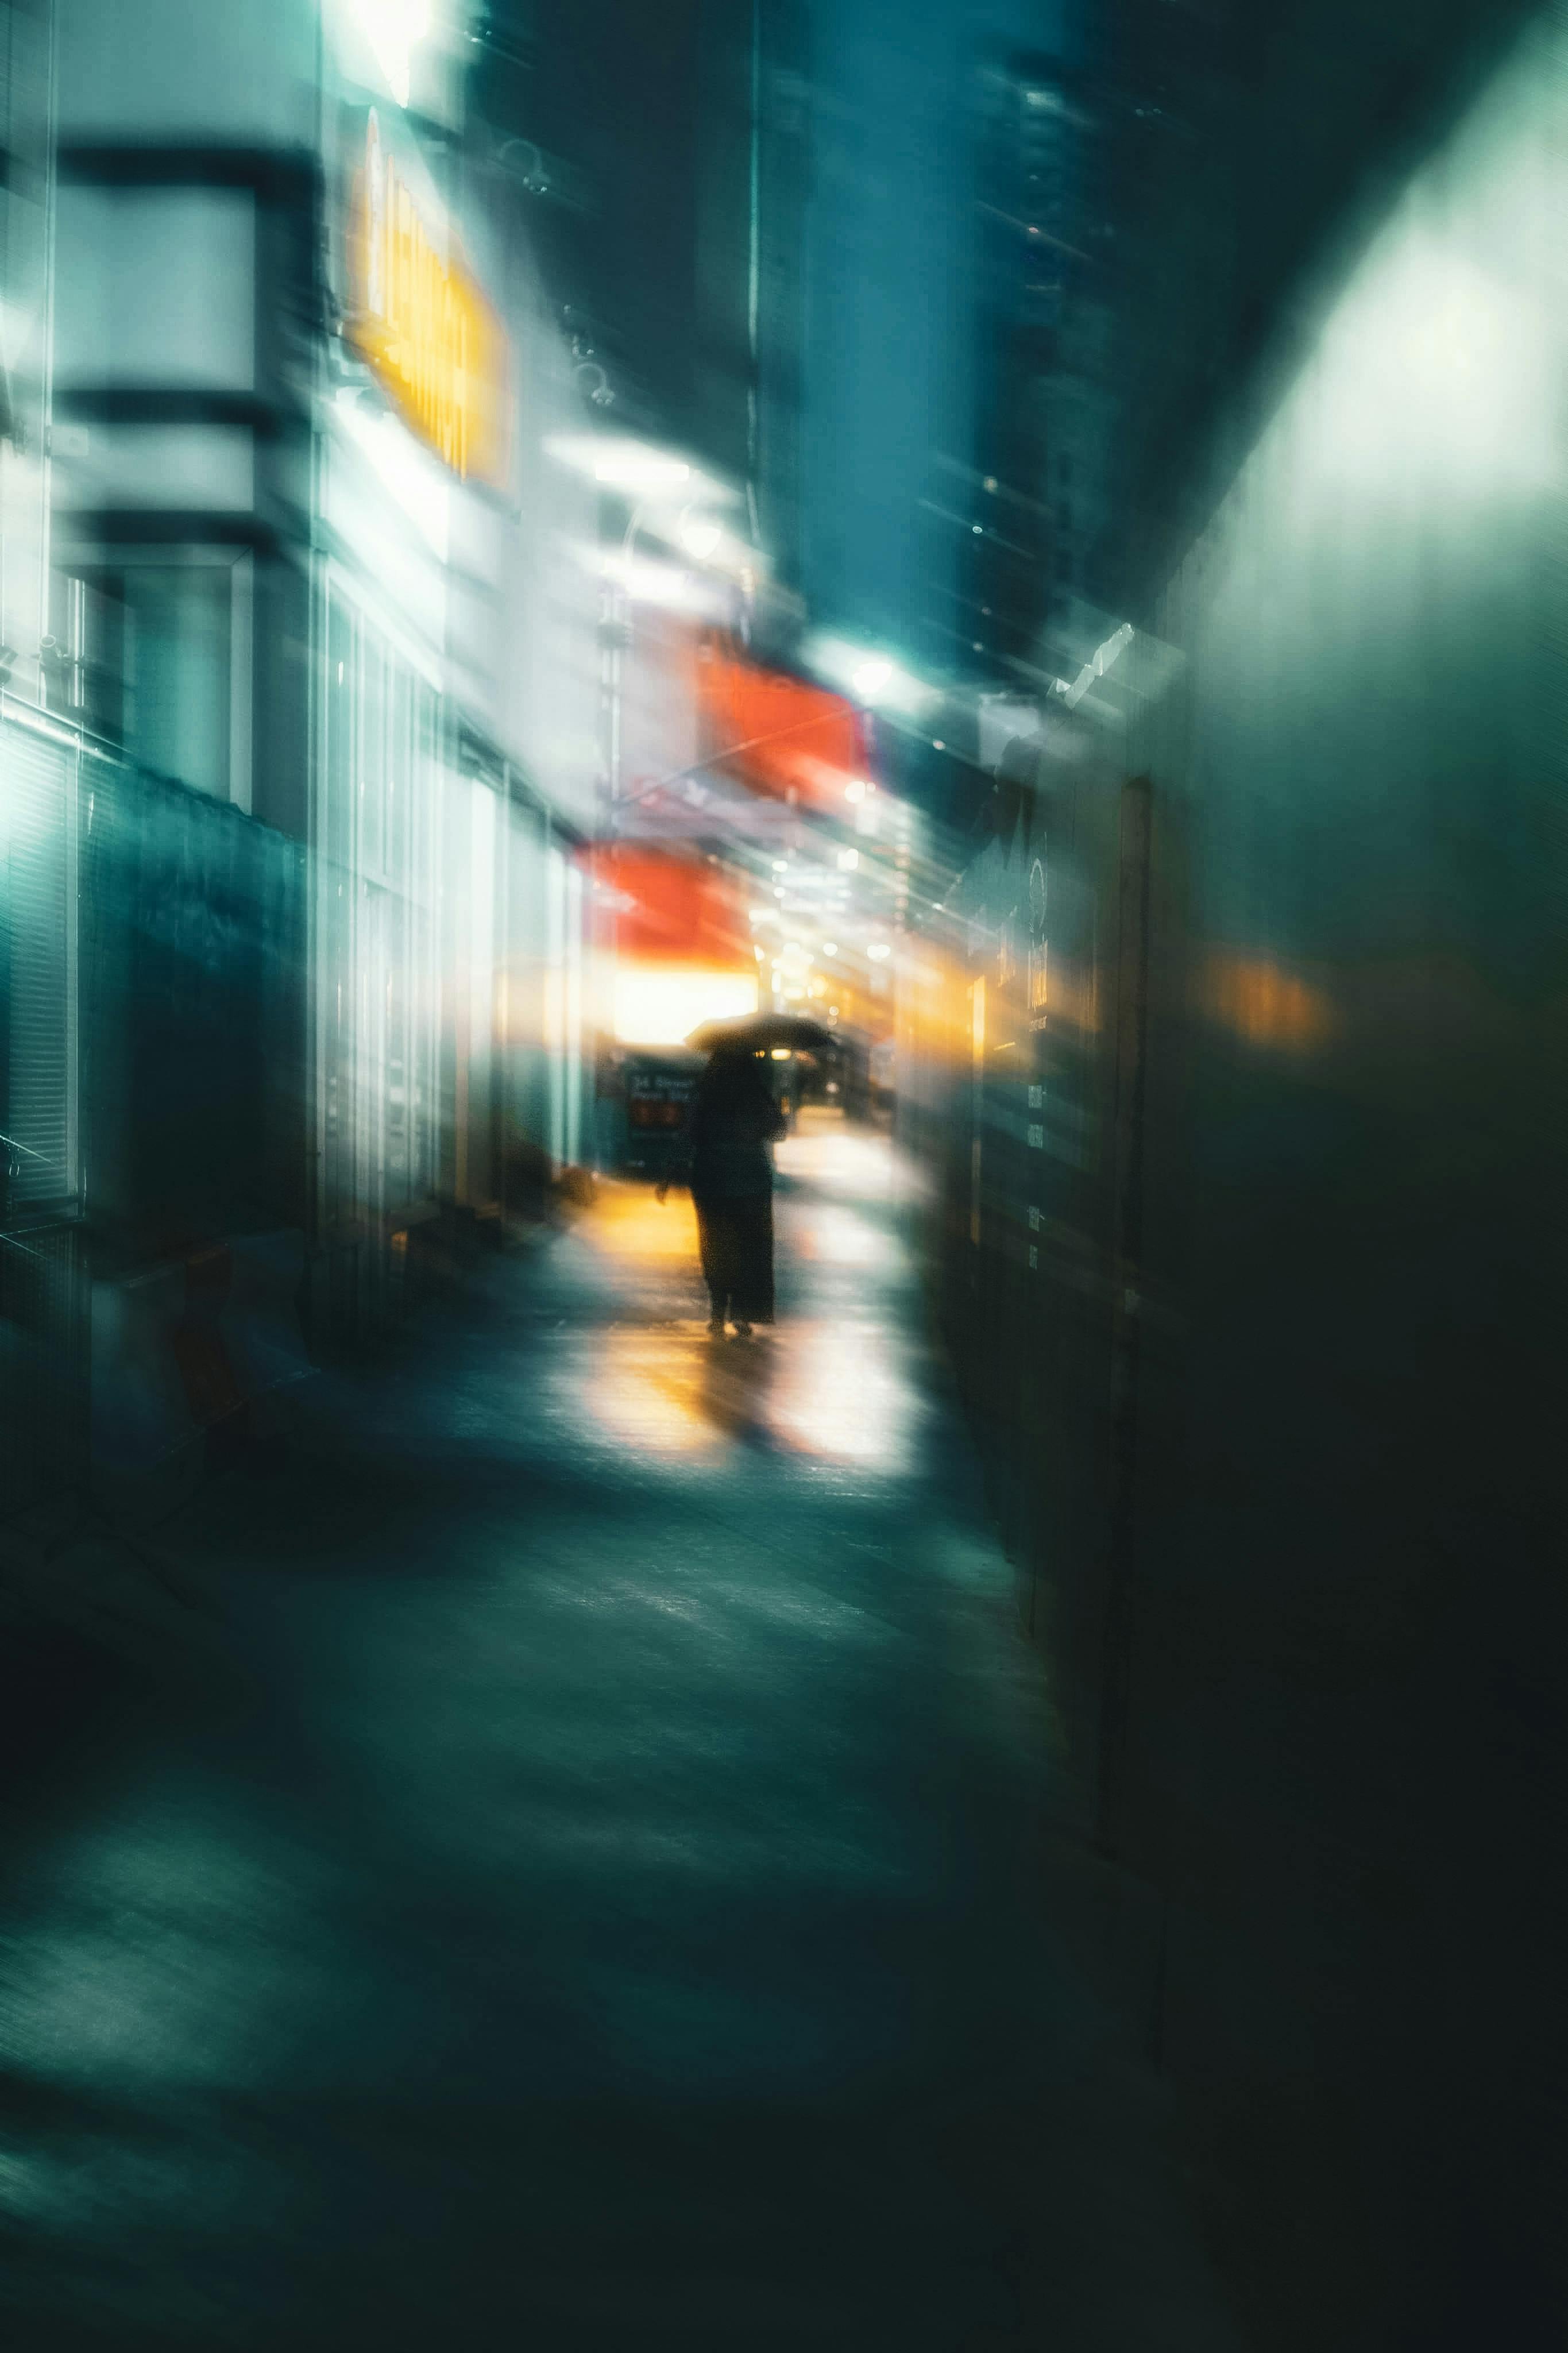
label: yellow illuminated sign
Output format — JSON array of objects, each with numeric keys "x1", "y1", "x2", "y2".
[{"x1": 349, "y1": 111, "x2": 509, "y2": 488}]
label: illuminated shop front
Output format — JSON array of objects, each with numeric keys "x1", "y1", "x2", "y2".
[
  {"x1": 312, "y1": 43, "x2": 597, "y2": 1321},
  {"x1": 594, "y1": 848, "x2": 760, "y2": 1050},
  {"x1": 40, "y1": 0, "x2": 600, "y2": 1349}
]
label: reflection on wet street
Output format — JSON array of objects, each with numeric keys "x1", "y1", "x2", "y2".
[
  {"x1": 573, "y1": 1125, "x2": 921, "y2": 1469},
  {"x1": 0, "y1": 1117, "x2": 1238, "y2": 2350}
]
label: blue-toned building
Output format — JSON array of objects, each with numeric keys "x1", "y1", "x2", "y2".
[{"x1": 1, "y1": 0, "x2": 603, "y2": 1510}]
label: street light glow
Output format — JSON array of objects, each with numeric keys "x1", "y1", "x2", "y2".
[
  {"x1": 594, "y1": 450, "x2": 691, "y2": 490},
  {"x1": 596, "y1": 548, "x2": 720, "y2": 614},
  {"x1": 678, "y1": 514, "x2": 723, "y2": 560},
  {"x1": 613, "y1": 965, "x2": 758, "y2": 1046},
  {"x1": 805, "y1": 634, "x2": 939, "y2": 718},
  {"x1": 349, "y1": 0, "x2": 432, "y2": 106},
  {"x1": 545, "y1": 435, "x2": 698, "y2": 492}
]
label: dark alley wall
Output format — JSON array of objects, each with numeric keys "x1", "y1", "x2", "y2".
[
  {"x1": 1086, "y1": 0, "x2": 1545, "y2": 612},
  {"x1": 919, "y1": 10, "x2": 1568, "y2": 2344}
]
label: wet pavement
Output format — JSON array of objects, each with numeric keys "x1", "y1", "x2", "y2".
[{"x1": 1, "y1": 1117, "x2": 1243, "y2": 2350}]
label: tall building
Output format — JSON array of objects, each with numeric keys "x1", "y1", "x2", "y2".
[
  {"x1": 750, "y1": 0, "x2": 811, "y2": 607},
  {"x1": 1, "y1": 0, "x2": 84, "y2": 1515},
  {"x1": 1, "y1": 0, "x2": 604, "y2": 1513},
  {"x1": 482, "y1": 0, "x2": 807, "y2": 622},
  {"x1": 0, "y1": 0, "x2": 53, "y2": 697},
  {"x1": 967, "y1": 53, "x2": 1110, "y2": 682}
]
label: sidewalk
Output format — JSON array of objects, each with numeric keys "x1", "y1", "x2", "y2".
[{"x1": 0, "y1": 1116, "x2": 1245, "y2": 2350}]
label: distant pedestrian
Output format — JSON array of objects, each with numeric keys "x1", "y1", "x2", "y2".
[{"x1": 658, "y1": 1044, "x2": 786, "y2": 1335}]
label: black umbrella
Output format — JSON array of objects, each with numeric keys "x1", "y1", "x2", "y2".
[{"x1": 686, "y1": 1013, "x2": 835, "y2": 1057}]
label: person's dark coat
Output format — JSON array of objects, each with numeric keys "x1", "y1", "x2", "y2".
[
  {"x1": 687, "y1": 1051, "x2": 786, "y2": 1203},
  {"x1": 685, "y1": 1050, "x2": 786, "y2": 1325}
]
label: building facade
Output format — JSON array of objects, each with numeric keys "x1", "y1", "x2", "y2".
[{"x1": 1, "y1": 0, "x2": 602, "y2": 1511}]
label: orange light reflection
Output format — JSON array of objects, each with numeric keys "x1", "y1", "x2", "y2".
[
  {"x1": 586, "y1": 1185, "x2": 701, "y2": 1263},
  {"x1": 582, "y1": 1327, "x2": 728, "y2": 1458}
]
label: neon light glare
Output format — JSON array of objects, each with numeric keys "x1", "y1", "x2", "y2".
[
  {"x1": 679, "y1": 515, "x2": 723, "y2": 560},
  {"x1": 349, "y1": 112, "x2": 509, "y2": 486},
  {"x1": 613, "y1": 965, "x2": 758, "y2": 1047},
  {"x1": 349, "y1": 0, "x2": 431, "y2": 108},
  {"x1": 593, "y1": 449, "x2": 692, "y2": 491}
]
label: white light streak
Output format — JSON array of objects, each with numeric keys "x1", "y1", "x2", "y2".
[{"x1": 349, "y1": 0, "x2": 431, "y2": 106}]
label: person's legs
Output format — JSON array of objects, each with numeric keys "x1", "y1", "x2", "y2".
[
  {"x1": 731, "y1": 1195, "x2": 775, "y2": 1327},
  {"x1": 694, "y1": 1197, "x2": 741, "y2": 1328}
]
